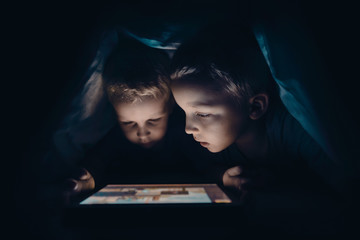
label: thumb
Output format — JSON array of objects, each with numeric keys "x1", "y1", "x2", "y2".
[
  {"x1": 73, "y1": 168, "x2": 90, "y2": 180},
  {"x1": 226, "y1": 166, "x2": 243, "y2": 177}
]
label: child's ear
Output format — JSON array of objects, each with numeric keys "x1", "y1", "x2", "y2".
[{"x1": 248, "y1": 93, "x2": 269, "y2": 120}]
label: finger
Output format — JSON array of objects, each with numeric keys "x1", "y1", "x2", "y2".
[
  {"x1": 78, "y1": 168, "x2": 91, "y2": 180},
  {"x1": 223, "y1": 173, "x2": 248, "y2": 189},
  {"x1": 78, "y1": 176, "x2": 96, "y2": 193},
  {"x1": 64, "y1": 179, "x2": 78, "y2": 192},
  {"x1": 233, "y1": 177, "x2": 249, "y2": 190},
  {"x1": 72, "y1": 168, "x2": 90, "y2": 180},
  {"x1": 226, "y1": 166, "x2": 243, "y2": 177}
]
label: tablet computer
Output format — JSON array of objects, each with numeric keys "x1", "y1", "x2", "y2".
[
  {"x1": 65, "y1": 183, "x2": 243, "y2": 228},
  {"x1": 79, "y1": 183, "x2": 232, "y2": 205}
]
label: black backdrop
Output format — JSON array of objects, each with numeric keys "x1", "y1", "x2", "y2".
[{"x1": 7, "y1": 0, "x2": 359, "y2": 239}]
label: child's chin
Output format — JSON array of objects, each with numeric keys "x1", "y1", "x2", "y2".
[{"x1": 206, "y1": 146, "x2": 223, "y2": 153}]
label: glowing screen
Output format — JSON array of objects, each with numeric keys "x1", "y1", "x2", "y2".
[{"x1": 80, "y1": 184, "x2": 232, "y2": 204}]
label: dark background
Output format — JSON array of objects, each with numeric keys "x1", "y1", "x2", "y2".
[{"x1": 7, "y1": 0, "x2": 359, "y2": 238}]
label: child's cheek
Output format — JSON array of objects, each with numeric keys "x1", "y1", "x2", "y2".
[
  {"x1": 151, "y1": 121, "x2": 168, "y2": 140},
  {"x1": 119, "y1": 125, "x2": 138, "y2": 141}
]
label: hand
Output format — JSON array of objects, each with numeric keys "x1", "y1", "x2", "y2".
[
  {"x1": 63, "y1": 168, "x2": 95, "y2": 203},
  {"x1": 222, "y1": 166, "x2": 275, "y2": 192},
  {"x1": 222, "y1": 166, "x2": 249, "y2": 191}
]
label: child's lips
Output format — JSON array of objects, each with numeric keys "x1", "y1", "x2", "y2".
[
  {"x1": 193, "y1": 136, "x2": 209, "y2": 147},
  {"x1": 199, "y1": 142, "x2": 210, "y2": 147},
  {"x1": 194, "y1": 136, "x2": 209, "y2": 147},
  {"x1": 139, "y1": 140, "x2": 154, "y2": 148}
]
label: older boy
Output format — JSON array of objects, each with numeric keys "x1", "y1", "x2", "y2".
[
  {"x1": 168, "y1": 24, "x2": 350, "y2": 236},
  {"x1": 169, "y1": 25, "x2": 347, "y2": 195}
]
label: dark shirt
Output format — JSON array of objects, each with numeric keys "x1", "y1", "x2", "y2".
[{"x1": 217, "y1": 101, "x2": 347, "y2": 194}]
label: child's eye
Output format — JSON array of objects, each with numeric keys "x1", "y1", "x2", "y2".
[
  {"x1": 147, "y1": 118, "x2": 162, "y2": 125},
  {"x1": 148, "y1": 117, "x2": 162, "y2": 123},
  {"x1": 196, "y1": 113, "x2": 211, "y2": 118}
]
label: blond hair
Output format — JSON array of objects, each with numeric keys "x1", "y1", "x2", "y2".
[
  {"x1": 102, "y1": 37, "x2": 172, "y2": 106},
  {"x1": 105, "y1": 75, "x2": 171, "y2": 104}
]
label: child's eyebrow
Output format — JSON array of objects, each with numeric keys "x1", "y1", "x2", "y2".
[
  {"x1": 118, "y1": 118, "x2": 133, "y2": 122},
  {"x1": 148, "y1": 117, "x2": 162, "y2": 121},
  {"x1": 189, "y1": 101, "x2": 217, "y2": 108}
]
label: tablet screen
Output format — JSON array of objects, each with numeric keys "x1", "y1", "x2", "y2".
[{"x1": 80, "y1": 184, "x2": 232, "y2": 204}]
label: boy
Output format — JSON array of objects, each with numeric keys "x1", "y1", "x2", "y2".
[
  {"x1": 66, "y1": 36, "x2": 198, "y2": 196},
  {"x1": 169, "y1": 25, "x2": 347, "y2": 195}
]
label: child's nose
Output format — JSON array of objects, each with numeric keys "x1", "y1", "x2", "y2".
[
  {"x1": 185, "y1": 119, "x2": 199, "y2": 134},
  {"x1": 137, "y1": 127, "x2": 150, "y2": 137}
]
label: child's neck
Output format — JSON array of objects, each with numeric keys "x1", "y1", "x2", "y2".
[{"x1": 235, "y1": 120, "x2": 268, "y2": 160}]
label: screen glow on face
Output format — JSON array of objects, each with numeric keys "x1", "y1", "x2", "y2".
[
  {"x1": 113, "y1": 96, "x2": 170, "y2": 148},
  {"x1": 171, "y1": 81, "x2": 249, "y2": 153}
]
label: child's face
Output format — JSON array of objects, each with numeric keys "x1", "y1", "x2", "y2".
[
  {"x1": 171, "y1": 81, "x2": 250, "y2": 153},
  {"x1": 112, "y1": 96, "x2": 170, "y2": 149}
]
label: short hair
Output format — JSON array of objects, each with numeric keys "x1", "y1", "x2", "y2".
[
  {"x1": 102, "y1": 37, "x2": 171, "y2": 105},
  {"x1": 170, "y1": 23, "x2": 278, "y2": 106}
]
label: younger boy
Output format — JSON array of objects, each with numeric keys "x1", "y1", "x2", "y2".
[
  {"x1": 169, "y1": 25, "x2": 347, "y2": 195},
  {"x1": 66, "y1": 36, "x2": 197, "y2": 196}
]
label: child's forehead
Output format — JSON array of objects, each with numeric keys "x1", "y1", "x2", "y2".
[
  {"x1": 114, "y1": 102, "x2": 169, "y2": 123},
  {"x1": 173, "y1": 80, "x2": 247, "y2": 112},
  {"x1": 173, "y1": 81, "x2": 229, "y2": 103},
  {"x1": 119, "y1": 97, "x2": 166, "y2": 108},
  {"x1": 115, "y1": 96, "x2": 168, "y2": 114}
]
